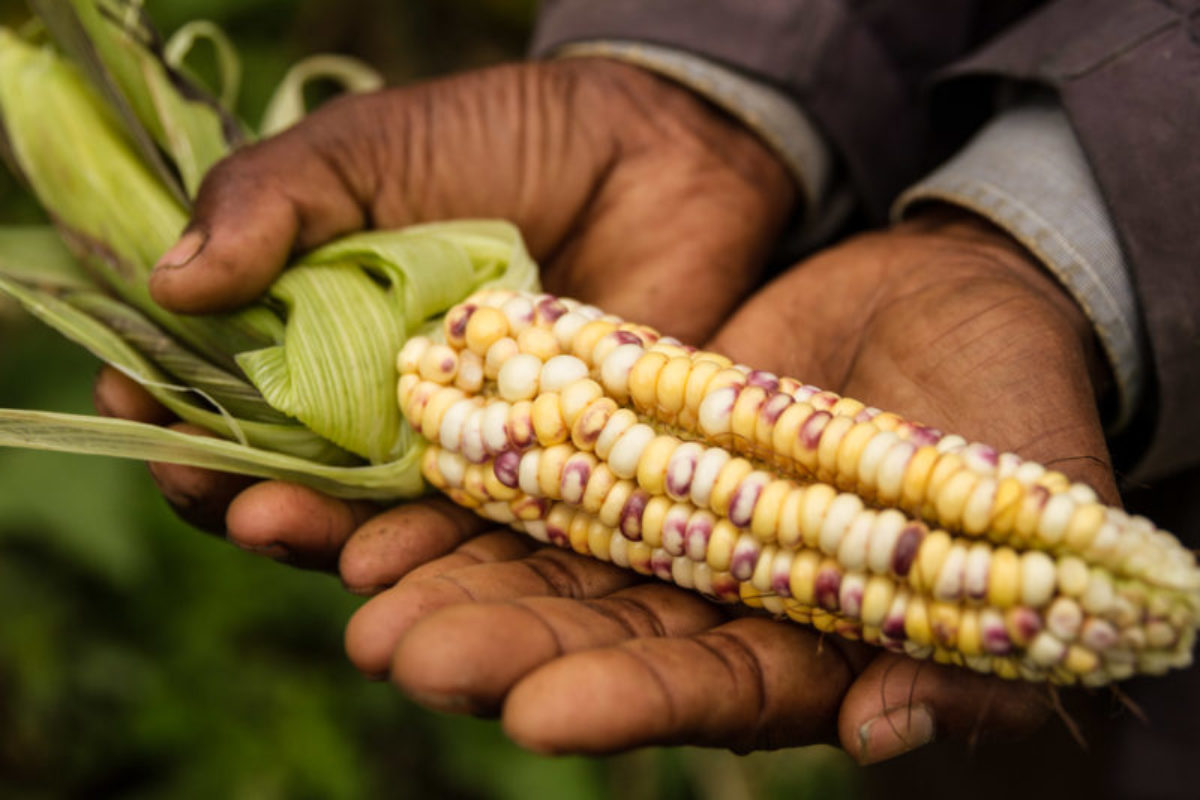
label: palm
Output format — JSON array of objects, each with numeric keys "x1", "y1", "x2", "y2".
[{"x1": 340, "y1": 214, "x2": 1113, "y2": 758}]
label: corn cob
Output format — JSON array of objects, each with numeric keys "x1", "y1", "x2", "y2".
[{"x1": 397, "y1": 289, "x2": 1200, "y2": 686}]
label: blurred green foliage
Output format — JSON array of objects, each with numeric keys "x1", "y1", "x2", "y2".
[{"x1": 0, "y1": 1, "x2": 863, "y2": 797}]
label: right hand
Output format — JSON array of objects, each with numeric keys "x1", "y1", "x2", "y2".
[{"x1": 97, "y1": 57, "x2": 795, "y2": 556}]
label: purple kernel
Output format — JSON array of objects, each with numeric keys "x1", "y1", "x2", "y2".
[
  {"x1": 799, "y1": 411, "x2": 832, "y2": 451},
  {"x1": 882, "y1": 614, "x2": 907, "y2": 640},
  {"x1": 560, "y1": 460, "x2": 592, "y2": 503},
  {"x1": 546, "y1": 521, "x2": 569, "y2": 547},
  {"x1": 909, "y1": 425, "x2": 942, "y2": 448},
  {"x1": 840, "y1": 584, "x2": 864, "y2": 619},
  {"x1": 620, "y1": 490, "x2": 650, "y2": 540},
  {"x1": 650, "y1": 550, "x2": 674, "y2": 580},
  {"x1": 854, "y1": 407, "x2": 881, "y2": 423},
  {"x1": 983, "y1": 625, "x2": 1013, "y2": 656},
  {"x1": 612, "y1": 330, "x2": 643, "y2": 346},
  {"x1": 1010, "y1": 607, "x2": 1043, "y2": 643},
  {"x1": 493, "y1": 451, "x2": 521, "y2": 488},
  {"x1": 815, "y1": 568, "x2": 842, "y2": 611},
  {"x1": 446, "y1": 303, "x2": 475, "y2": 338},
  {"x1": 964, "y1": 442, "x2": 999, "y2": 468},
  {"x1": 684, "y1": 516, "x2": 713, "y2": 561},
  {"x1": 771, "y1": 571, "x2": 792, "y2": 598},
  {"x1": 665, "y1": 453, "x2": 698, "y2": 497},
  {"x1": 760, "y1": 392, "x2": 792, "y2": 425},
  {"x1": 891, "y1": 524, "x2": 925, "y2": 577},
  {"x1": 730, "y1": 542, "x2": 761, "y2": 582},
  {"x1": 746, "y1": 370, "x2": 780, "y2": 394},
  {"x1": 662, "y1": 513, "x2": 688, "y2": 555},
  {"x1": 728, "y1": 481, "x2": 764, "y2": 528},
  {"x1": 537, "y1": 297, "x2": 567, "y2": 323}
]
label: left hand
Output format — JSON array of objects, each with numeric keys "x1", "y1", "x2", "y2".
[{"x1": 322, "y1": 209, "x2": 1117, "y2": 761}]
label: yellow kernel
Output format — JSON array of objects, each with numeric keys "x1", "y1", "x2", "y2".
[
  {"x1": 835, "y1": 422, "x2": 879, "y2": 491},
  {"x1": 1037, "y1": 470, "x2": 1072, "y2": 494},
  {"x1": 655, "y1": 357, "x2": 693, "y2": 420},
  {"x1": 991, "y1": 657, "x2": 1020, "y2": 681},
  {"x1": 1056, "y1": 556, "x2": 1090, "y2": 597},
  {"x1": 958, "y1": 609, "x2": 982, "y2": 656},
  {"x1": 830, "y1": 396, "x2": 866, "y2": 418},
  {"x1": 570, "y1": 396, "x2": 617, "y2": 451},
  {"x1": 815, "y1": 415, "x2": 855, "y2": 483},
  {"x1": 706, "y1": 368, "x2": 747, "y2": 396},
  {"x1": 811, "y1": 608, "x2": 838, "y2": 633},
  {"x1": 739, "y1": 581, "x2": 765, "y2": 609},
  {"x1": 860, "y1": 575, "x2": 895, "y2": 627},
  {"x1": 636, "y1": 435, "x2": 679, "y2": 496},
  {"x1": 537, "y1": 444, "x2": 573, "y2": 499},
  {"x1": 628, "y1": 351, "x2": 669, "y2": 413},
  {"x1": 694, "y1": 351, "x2": 733, "y2": 368},
  {"x1": 517, "y1": 325, "x2": 560, "y2": 361},
  {"x1": 683, "y1": 360, "x2": 723, "y2": 419},
  {"x1": 464, "y1": 306, "x2": 509, "y2": 355},
  {"x1": 750, "y1": 479, "x2": 791, "y2": 542},
  {"x1": 709, "y1": 457, "x2": 755, "y2": 517},
  {"x1": 483, "y1": 466, "x2": 519, "y2": 501},
  {"x1": 559, "y1": 379, "x2": 604, "y2": 427},
  {"x1": 597, "y1": 479, "x2": 635, "y2": 529},
  {"x1": 420, "y1": 386, "x2": 466, "y2": 441},
  {"x1": 933, "y1": 470, "x2": 979, "y2": 531},
  {"x1": 531, "y1": 392, "x2": 568, "y2": 446},
  {"x1": 1064, "y1": 503, "x2": 1106, "y2": 552},
  {"x1": 1064, "y1": 644, "x2": 1099, "y2": 675},
  {"x1": 784, "y1": 600, "x2": 813, "y2": 624},
  {"x1": 904, "y1": 595, "x2": 933, "y2": 647},
  {"x1": 777, "y1": 487, "x2": 805, "y2": 548},
  {"x1": 1020, "y1": 551, "x2": 1057, "y2": 608},
  {"x1": 871, "y1": 411, "x2": 902, "y2": 432},
  {"x1": 730, "y1": 386, "x2": 768, "y2": 451},
  {"x1": 571, "y1": 319, "x2": 619, "y2": 364},
  {"x1": 930, "y1": 601, "x2": 960, "y2": 648},
  {"x1": 587, "y1": 518, "x2": 612, "y2": 561},
  {"x1": 627, "y1": 541, "x2": 654, "y2": 575},
  {"x1": 581, "y1": 463, "x2": 618, "y2": 514},
  {"x1": 706, "y1": 519, "x2": 741, "y2": 572},
  {"x1": 899, "y1": 446, "x2": 941, "y2": 514},
  {"x1": 920, "y1": 451, "x2": 964, "y2": 511},
  {"x1": 771, "y1": 402, "x2": 815, "y2": 471},
  {"x1": 418, "y1": 343, "x2": 459, "y2": 385},
  {"x1": 568, "y1": 511, "x2": 592, "y2": 555},
  {"x1": 986, "y1": 547, "x2": 1021, "y2": 608},
  {"x1": 1014, "y1": 487, "x2": 1051, "y2": 541},
  {"x1": 640, "y1": 496, "x2": 672, "y2": 549},
  {"x1": 912, "y1": 529, "x2": 952, "y2": 594},
  {"x1": 788, "y1": 550, "x2": 820, "y2": 605},
  {"x1": 799, "y1": 482, "x2": 838, "y2": 549},
  {"x1": 988, "y1": 477, "x2": 1024, "y2": 540}
]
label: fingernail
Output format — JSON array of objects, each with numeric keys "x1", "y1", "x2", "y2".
[
  {"x1": 155, "y1": 229, "x2": 206, "y2": 270},
  {"x1": 857, "y1": 704, "x2": 936, "y2": 765},
  {"x1": 231, "y1": 540, "x2": 292, "y2": 561}
]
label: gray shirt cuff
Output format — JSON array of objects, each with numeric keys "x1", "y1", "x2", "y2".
[
  {"x1": 547, "y1": 40, "x2": 835, "y2": 231},
  {"x1": 894, "y1": 101, "x2": 1145, "y2": 431}
]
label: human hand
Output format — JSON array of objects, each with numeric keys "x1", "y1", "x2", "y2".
[
  {"x1": 94, "y1": 57, "x2": 794, "y2": 544},
  {"x1": 330, "y1": 208, "x2": 1117, "y2": 761}
]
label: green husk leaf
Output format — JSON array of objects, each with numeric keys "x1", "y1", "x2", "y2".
[
  {"x1": 0, "y1": 274, "x2": 354, "y2": 464},
  {"x1": 164, "y1": 20, "x2": 241, "y2": 111},
  {"x1": 0, "y1": 225, "x2": 91, "y2": 289},
  {"x1": 260, "y1": 53, "x2": 383, "y2": 137},
  {"x1": 0, "y1": 410, "x2": 426, "y2": 500}
]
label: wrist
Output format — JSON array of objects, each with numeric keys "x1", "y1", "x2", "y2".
[{"x1": 900, "y1": 204, "x2": 1114, "y2": 403}]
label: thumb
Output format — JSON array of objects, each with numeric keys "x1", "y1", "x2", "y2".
[{"x1": 149, "y1": 100, "x2": 372, "y2": 313}]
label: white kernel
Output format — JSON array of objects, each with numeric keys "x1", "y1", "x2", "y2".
[
  {"x1": 1068, "y1": 483, "x2": 1099, "y2": 505},
  {"x1": 1028, "y1": 631, "x2": 1067, "y2": 666},
  {"x1": 608, "y1": 531, "x2": 631, "y2": 568},
  {"x1": 933, "y1": 543, "x2": 968, "y2": 602},
  {"x1": 595, "y1": 408, "x2": 638, "y2": 460},
  {"x1": 935, "y1": 434, "x2": 967, "y2": 453},
  {"x1": 418, "y1": 343, "x2": 459, "y2": 384},
  {"x1": 608, "y1": 423, "x2": 656, "y2": 479},
  {"x1": 454, "y1": 350, "x2": 484, "y2": 393},
  {"x1": 484, "y1": 337, "x2": 520, "y2": 380},
  {"x1": 996, "y1": 452, "x2": 1023, "y2": 479},
  {"x1": 818, "y1": 493, "x2": 864, "y2": 556},
  {"x1": 540, "y1": 354, "x2": 590, "y2": 392},
  {"x1": 1014, "y1": 460, "x2": 1046, "y2": 485},
  {"x1": 690, "y1": 447, "x2": 731, "y2": 509},
  {"x1": 963, "y1": 542, "x2": 992, "y2": 600},
  {"x1": 436, "y1": 449, "x2": 466, "y2": 487},
  {"x1": 698, "y1": 386, "x2": 738, "y2": 438},
  {"x1": 1046, "y1": 597, "x2": 1084, "y2": 640},
  {"x1": 482, "y1": 401, "x2": 512, "y2": 454},
  {"x1": 552, "y1": 311, "x2": 590, "y2": 349},
  {"x1": 518, "y1": 450, "x2": 542, "y2": 496},
  {"x1": 836, "y1": 511, "x2": 874, "y2": 573},
  {"x1": 438, "y1": 398, "x2": 476, "y2": 452},
  {"x1": 1020, "y1": 551, "x2": 1057, "y2": 607},
  {"x1": 460, "y1": 408, "x2": 486, "y2": 463},
  {"x1": 672, "y1": 557, "x2": 696, "y2": 589},
  {"x1": 497, "y1": 353, "x2": 543, "y2": 401},
  {"x1": 1037, "y1": 494, "x2": 1075, "y2": 546},
  {"x1": 599, "y1": 343, "x2": 645, "y2": 398},
  {"x1": 866, "y1": 509, "x2": 906, "y2": 575},
  {"x1": 523, "y1": 519, "x2": 551, "y2": 544},
  {"x1": 500, "y1": 295, "x2": 536, "y2": 333},
  {"x1": 856, "y1": 430, "x2": 899, "y2": 490},
  {"x1": 875, "y1": 441, "x2": 916, "y2": 501},
  {"x1": 397, "y1": 336, "x2": 432, "y2": 376},
  {"x1": 1081, "y1": 568, "x2": 1115, "y2": 614}
]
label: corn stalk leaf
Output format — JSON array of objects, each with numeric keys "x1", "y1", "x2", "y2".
[
  {"x1": 260, "y1": 53, "x2": 383, "y2": 137},
  {"x1": 0, "y1": 225, "x2": 91, "y2": 289}
]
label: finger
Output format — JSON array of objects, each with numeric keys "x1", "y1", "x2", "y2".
[
  {"x1": 502, "y1": 616, "x2": 855, "y2": 754},
  {"x1": 338, "y1": 497, "x2": 495, "y2": 594},
  {"x1": 391, "y1": 583, "x2": 726, "y2": 715},
  {"x1": 838, "y1": 653, "x2": 1049, "y2": 765},
  {"x1": 398, "y1": 530, "x2": 536, "y2": 584},
  {"x1": 144, "y1": 423, "x2": 254, "y2": 535},
  {"x1": 93, "y1": 366, "x2": 174, "y2": 425},
  {"x1": 344, "y1": 546, "x2": 636, "y2": 678},
  {"x1": 225, "y1": 480, "x2": 376, "y2": 570}
]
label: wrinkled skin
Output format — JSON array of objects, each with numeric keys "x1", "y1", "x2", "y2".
[{"x1": 94, "y1": 57, "x2": 1116, "y2": 763}]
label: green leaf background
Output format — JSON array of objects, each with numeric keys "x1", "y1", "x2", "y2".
[{"x1": 0, "y1": 1, "x2": 861, "y2": 797}]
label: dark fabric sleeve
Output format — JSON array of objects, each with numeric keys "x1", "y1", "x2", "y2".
[
  {"x1": 530, "y1": 0, "x2": 1041, "y2": 220},
  {"x1": 935, "y1": 0, "x2": 1200, "y2": 481}
]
